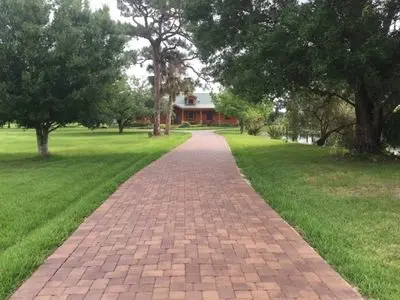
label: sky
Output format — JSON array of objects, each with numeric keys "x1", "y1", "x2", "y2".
[{"x1": 89, "y1": 0, "x2": 215, "y2": 93}]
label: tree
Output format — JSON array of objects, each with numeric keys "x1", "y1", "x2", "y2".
[
  {"x1": 101, "y1": 78, "x2": 148, "y2": 133},
  {"x1": 118, "y1": 0, "x2": 195, "y2": 136},
  {"x1": 141, "y1": 88, "x2": 169, "y2": 125},
  {"x1": 163, "y1": 59, "x2": 196, "y2": 135},
  {"x1": 243, "y1": 107, "x2": 266, "y2": 136},
  {"x1": 287, "y1": 92, "x2": 355, "y2": 146},
  {"x1": 185, "y1": 0, "x2": 400, "y2": 153},
  {"x1": 383, "y1": 108, "x2": 400, "y2": 149},
  {"x1": 0, "y1": 0, "x2": 127, "y2": 156},
  {"x1": 211, "y1": 90, "x2": 249, "y2": 133},
  {"x1": 146, "y1": 50, "x2": 198, "y2": 135}
]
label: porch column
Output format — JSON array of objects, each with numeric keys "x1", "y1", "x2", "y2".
[
  {"x1": 181, "y1": 109, "x2": 184, "y2": 124},
  {"x1": 218, "y1": 113, "x2": 221, "y2": 126},
  {"x1": 200, "y1": 110, "x2": 203, "y2": 125}
]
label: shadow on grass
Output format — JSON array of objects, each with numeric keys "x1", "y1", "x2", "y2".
[
  {"x1": 223, "y1": 134, "x2": 400, "y2": 167},
  {"x1": 56, "y1": 130, "x2": 149, "y2": 137},
  {"x1": 0, "y1": 150, "x2": 169, "y2": 168}
]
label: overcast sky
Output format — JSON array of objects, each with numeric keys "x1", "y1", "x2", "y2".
[{"x1": 89, "y1": 0, "x2": 215, "y2": 93}]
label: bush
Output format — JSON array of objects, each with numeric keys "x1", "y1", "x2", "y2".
[
  {"x1": 336, "y1": 126, "x2": 357, "y2": 150},
  {"x1": 383, "y1": 111, "x2": 400, "y2": 148},
  {"x1": 243, "y1": 107, "x2": 265, "y2": 136},
  {"x1": 265, "y1": 125, "x2": 286, "y2": 139},
  {"x1": 160, "y1": 124, "x2": 166, "y2": 129},
  {"x1": 179, "y1": 121, "x2": 191, "y2": 128}
]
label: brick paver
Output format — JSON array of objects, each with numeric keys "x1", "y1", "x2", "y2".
[{"x1": 12, "y1": 132, "x2": 363, "y2": 300}]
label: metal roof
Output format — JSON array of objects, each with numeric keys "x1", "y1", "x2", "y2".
[{"x1": 173, "y1": 93, "x2": 215, "y2": 109}]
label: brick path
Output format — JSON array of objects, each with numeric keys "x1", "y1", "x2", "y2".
[{"x1": 12, "y1": 132, "x2": 362, "y2": 300}]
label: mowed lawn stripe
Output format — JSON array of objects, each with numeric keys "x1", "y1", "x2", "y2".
[{"x1": 0, "y1": 153, "x2": 157, "y2": 252}]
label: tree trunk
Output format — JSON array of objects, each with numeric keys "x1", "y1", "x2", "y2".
[
  {"x1": 117, "y1": 119, "x2": 124, "y2": 134},
  {"x1": 35, "y1": 126, "x2": 49, "y2": 157},
  {"x1": 153, "y1": 46, "x2": 162, "y2": 136},
  {"x1": 354, "y1": 88, "x2": 382, "y2": 153},
  {"x1": 316, "y1": 123, "x2": 355, "y2": 147},
  {"x1": 165, "y1": 94, "x2": 174, "y2": 135},
  {"x1": 7, "y1": 122, "x2": 11, "y2": 129},
  {"x1": 316, "y1": 125, "x2": 328, "y2": 146},
  {"x1": 239, "y1": 118, "x2": 244, "y2": 134},
  {"x1": 316, "y1": 135, "x2": 329, "y2": 146}
]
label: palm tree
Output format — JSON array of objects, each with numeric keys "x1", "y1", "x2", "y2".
[
  {"x1": 146, "y1": 51, "x2": 196, "y2": 135},
  {"x1": 163, "y1": 54, "x2": 195, "y2": 135}
]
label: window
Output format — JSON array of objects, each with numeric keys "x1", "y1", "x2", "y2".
[
  {"x1": 188, "y1": 112, "x2": 195, "y2": 120},
  {"x1": 185, "y1": 96, "x2": 197, "y2": 105},
  {"x1": 224, "y1": 115, "x2": 230, "y2": 120},
  {"x1": 206, "y1": 112, "x2": 213, "y2": 121}
]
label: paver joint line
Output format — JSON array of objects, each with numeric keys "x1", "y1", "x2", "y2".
[{"x1": 11, "y1": 131, "x2": 363, "y2": 300}]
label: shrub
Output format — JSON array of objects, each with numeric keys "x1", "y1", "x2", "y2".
[
  {"x1": 336, "y1": 126, "x2": 357, "y2": 150},
  {"x1": 265, "y1": 125, "x2": 286, "y2": 139},
  {"x1": 243, "y1": 107, "x2": 265, "y2": 136},
  {"x1": 383, "y1": 110, "x2": 400, "y2": 148},
  {"x1": 179, "y1": 121, "x2": 191, "y2": 128},
  {"x1": 160, "y1": 124, "x2": 166, "y2": 129}
]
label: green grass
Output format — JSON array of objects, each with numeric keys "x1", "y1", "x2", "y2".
[
  {"x1": 0, "y1": 127, "x2": 189, "y2": 299},
  {"x1": 222, "y1": 132, "x2": 400, "y2": 300}
]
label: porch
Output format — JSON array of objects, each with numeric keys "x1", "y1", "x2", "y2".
[{"x1": 173, "y1": 108, "x2": 237, "y2": 126}]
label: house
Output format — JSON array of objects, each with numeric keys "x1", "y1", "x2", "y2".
[{"x1": 172, "y1": 93, "x2": 237, "y2": 125}]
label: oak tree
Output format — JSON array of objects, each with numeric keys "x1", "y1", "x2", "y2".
[
  {"x1": 185, "y1": 0, "x2": 400, "y2": 153},
  {"x1": 0, "y1": 0, "x2": 127, "y2": 156}
]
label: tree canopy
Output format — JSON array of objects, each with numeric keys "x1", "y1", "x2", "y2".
[
  {"x1": 286, "y1": 91, "x2": 355, "y2": 146},
  {"x1": 212, "y1": 90, "x2": 272, "y2": 135},
  {"x1": 101, "y1": 78, "x2": 151, "y2": 133},
  {"x1": 0, "y1": 0, "x2": 127, "y2": 156},
  {"x1": 212, "y1": 90, "x2": 249, "y2": 133},
  {"x1": 118, "y1": 0, "x2": 197, "y2": 136},
  {"x1": 185, "y1": 0, "x2": 400, "y2": 153}
]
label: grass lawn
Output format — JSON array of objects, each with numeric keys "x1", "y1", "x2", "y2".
[
  {"x1": 222, "y1": 132, "x2": 400, "y2": 300},
  {"x1": 0, "y1": 127, "x2": 189, "y2": 299}
]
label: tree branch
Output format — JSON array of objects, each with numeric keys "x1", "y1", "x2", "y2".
[
  {"x1": 383, "y1": 1, "x2": 400, "y2": 33},
  {"x1": 49, "y1": 124, "x2": 62, "y2": 133},
  {"x1": 307, "y1": 87, "x2": 355, "y2": 107},
  {"x1": 181, "y1": 63, "x2": 209, "y2": 83},
  {"x1": 137, "y1": 57, "x2": 152, "y2": 65}
]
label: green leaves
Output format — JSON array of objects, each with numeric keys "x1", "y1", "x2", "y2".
[
  {"x1": 0, "y1": 0, "x2": 128, "y2": 153},
  {"x1": 185, "y1": 0, "x2": 400, "y2": 152},
  {"x1": 102, "y1": 78, "x2": 152, "y2": 126},
  {"x1": 0, "y1": 0, "x2": 127, "y2": 130},
  {"x1": 384, "y1": 110, "x2": 400, "y2": 148}
]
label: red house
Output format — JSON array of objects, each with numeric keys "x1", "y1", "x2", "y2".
[{"x1": 172, "y1": 93, "x2": 237, "y2": 125}]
